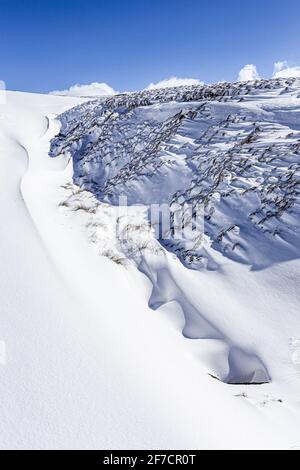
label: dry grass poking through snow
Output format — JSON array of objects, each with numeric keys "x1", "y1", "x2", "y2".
[{"x1": 58, "y1": 182, "x2": 162, "y2": 267}]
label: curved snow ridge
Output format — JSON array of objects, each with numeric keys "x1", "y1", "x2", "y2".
[
  {"x1": 138, "y1": 250, "x2": 270, "y2": 385},
  {"x1": 54, "y1": 178, "x2": 272, "y2": 385},
  {"x1": 19, "y1": 114, "x2": 70, "y2": 251}
]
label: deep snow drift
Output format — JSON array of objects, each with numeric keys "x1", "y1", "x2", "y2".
[
  {"x1": 50, "y1": 77, "x2": 300, "y2": 385},
  {"x1": 1, "y1": 81, "x2": 300, "y2": 449}
]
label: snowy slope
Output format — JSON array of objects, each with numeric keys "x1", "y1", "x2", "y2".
[
  {"x1": 1, "y1": 83, "x2": 300, "y2": 449},
  {"x1": 50, "y1": 77, "x2": 300, "y2": 384}
]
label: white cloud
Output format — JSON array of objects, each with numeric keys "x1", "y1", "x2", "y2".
[
  {"x1": 272, "y1": 61, "x2": 300, "y2": 78},
  {"x1": 145, "y1": 76, "x2": 203, "y2": 90},
  {"x1": 237, "y1": 64, "x2": 261, "y2": 82},
  {"x1": 49, "y1": 82, "x2": 116, "y2": 97},
  {"x1": 273, "y1": 61, "x2": 288, "y2": 75}
]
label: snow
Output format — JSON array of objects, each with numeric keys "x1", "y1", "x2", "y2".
[{"x1": 1, "y1": 80, "x2": 300, "y2": 449}]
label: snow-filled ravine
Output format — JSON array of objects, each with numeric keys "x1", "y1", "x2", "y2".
[{"x1": 1, "y1": 80, "x2": 300, "y2": 449}]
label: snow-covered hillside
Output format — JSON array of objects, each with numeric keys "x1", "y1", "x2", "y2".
[
  {"x1": 1, "y1": 80, "x2": 300, "y2": 449},
  {"x1": 50, "y1": 77, "x2": 300, "y2": 383},
  {"x1": 51, "y1": 78, "x2": 300, "y2": 269}
]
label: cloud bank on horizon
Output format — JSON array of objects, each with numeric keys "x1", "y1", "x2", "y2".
[
  {"x1": 272, "y1": 61, "x2": 300, "y2": 78},
  {"x1": 49, "y1": 81, "x2": 116, "y2": 97},
  {"x1": 49, "y1": 62, "x2": 300, "y2": 97},
  {"x1": 237, "y1": 61, "x2": 300, "y2": 82},
  {"x1": 49, "y1": 77, "x2": 204, "y2": 97}
]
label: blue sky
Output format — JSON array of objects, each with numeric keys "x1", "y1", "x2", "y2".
[{"x1": 0, "y1": 0, "x2": 299, "y2": 93}]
